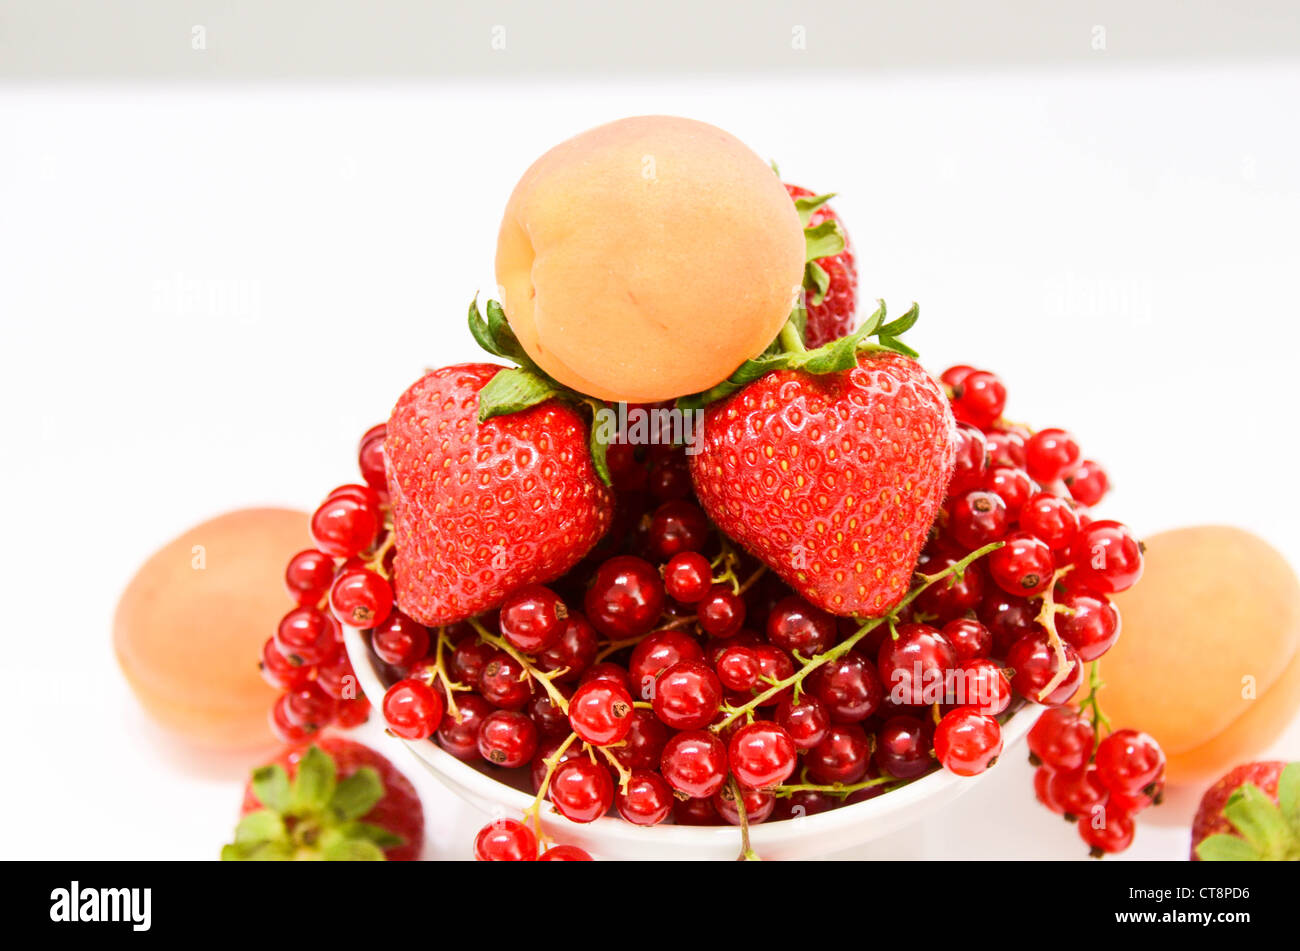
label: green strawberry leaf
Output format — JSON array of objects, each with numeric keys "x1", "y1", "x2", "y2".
[
  {"x1": 877, "y1": 303, "x2": 920, "y2": 339},
  {"x1": 1195, "y1": 833, "x2": 1264, "y2": 861},
  {"x1": 290, "y1": 745, "x2": 337, "y2": 815},
  {"x1": 1278, "y1": 762, "x2": 1300, "y2": 833},
  {"x1": 233, "y1": 809, "x2": 287, "y2": 845},
  {"x1": 250, "y1": 764, "x2": 291, "y2": 814},
  {"x1": 794, "y1": 192, "x2": 835, "y2": 228},
  {"x1": 329, "y1": 767, "x2": 385, "y2": 822},
  {"x1": 876, "y1": 335, "x2": 920, "y2": 359},
  {"x1": 1222, "y1": 782, "x2": 1292, "y2": 858},
  {"x1": 583, "y1": 397, "x2": 613, "y2": 486},
  {"x1": 804, "y1": 220, "x2": 845, "y2": 262},
  {"x1": 341, "y1": 821, "x2": 405, "y2": 849},
  {"x1": 483, "y1": 299, "x2": 543, "y2": 373},
  {"x1": 221, "y1": 840, "x2": 295, "y2": 862},
  {"x1": 477, "y1": 367, "x2": 564, "y2": 423},
  {"x1": 320, "y1": 828, "x2": 387, "y2": 861},
  {"x1": 468, "y1": 298, "x2": 504, "y2": 359},
  {"x1": 805, "y1": 260, "x2": 831, "y2": 306}
]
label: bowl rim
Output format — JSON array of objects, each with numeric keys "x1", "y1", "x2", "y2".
[{"x1": 345, "y1": 626, "x2": 1037, "y2": 849}]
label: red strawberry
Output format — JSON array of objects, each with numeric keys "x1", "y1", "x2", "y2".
[
  {"x1": 689, "y1": 349, "x2": 956, "y2": 617},
  {"x1": 786, "y1": 184, "x2": 858, "y2": 348},
  {"x1": 228, "y1": 738, "x2": 424, "y2": 861},
  {"x1": 1191, "y1": 760, "x2": 1300, "y2": 860},
  {"x1": 385, "y1": 363, "x2": 613, "y2": 625}
]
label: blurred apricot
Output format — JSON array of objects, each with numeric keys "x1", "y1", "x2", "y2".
[
  {"x1": 495, "y1": 115, "x2": 805, "y2": 403},
  {"x1": 1098, "y1": 526, "x2": 1300, "y2": 785},
  {"x1": 115, "y1": 508, "x2": 308, "y2": 751}
]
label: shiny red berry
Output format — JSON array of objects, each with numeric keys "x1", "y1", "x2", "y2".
[
  {"x1": 1069, "y1": 520, "x2": 1143, "y2": 594},
  {"x1": 988, "y1": 531, "x2": 1055, "y2": 597},
  {"x1": 934, "y1": 706, "x2": 1002, "y2": 776},
  {"x1": 499, "y1": 584, "x2": 568, "y2": 654},
  {"x1": 549, "y1": 758, "x2": 614, "y2": 823},
  {"x1": 584, "y1": 556, "x2": 666, "y2": 639},
  {"x1": 274, "y1": 606, "x2": 339, "y2": 666},
  {"x1": 539, "y1": 844, "x2": 593, "y2": 861},
  {"x1": 1064, "y1": 459, "x2": 1109, "y2": 507},
  {"x1": 474, "y1": 818, "x2": 537, "y2": 861},
  {"x1": 950, "y1": 370, "x2": 1007, "y2": 428},
  {"x1": 1006, "y1": 634, "x2": 1083, "y2": 704},
  {"x1": 382, "y1": 677, "x2": 444, "y2": 739},
  {"x1": 652, "y1": 661, "x2": 722, "y2": 730},
  {"x1": 1077, "y1": 803, "x2": 1135, "y2": 857},
  {"x1": 660, "y1": 730, "x2": 728, "y2": 798},
  {"x1": 663, "y1": 551, "x2": 714, "y2": 604},
  {"x1": 568, "y1": 677, "x2": 635, "y2": 746},
  {"x1": 284, "y1": 549, "x2": 336, "y2": 607},
  {"x1": 628, "y1": 629, "x2": 705, "y2": 700},
  {"x1": 775, "y1": 695, "x2": 831, "y2": 749},
  {"x1": 728, "y1": 720, "x2": 798, "y2": 789},
  {"x1": 697, "y1": 585, "x2": 746, "y2": 638},
  {"x1": 329, "y1": 567, "x2": 393, "y2": 628},
  {"x1": 806, "y1": 723, "x2": 871, "y2": 785},
  {"x1": 1025, "y1": 428, "x2": 1081, "y2": 484},
  {"x1": 949, "y1": 490, "x2": 1010, "y2": 549},
  {"x1": 1095, "y1": 729, "x2": 1165, "y2": 795},
  {"x1": 1028, "y1": 705, "x2": 1095, "y2": 772},
  {"x1": 766, "y1": 596, "x2": 836, "y2": 657},
  {"x1": 942, "y1": 617, "x2": 993, "y2": 662},
  {"x1": 615, "y1": 769, "x2": 674, "y2": 826},
  {"x1": 370, "y1": 610, "x2": 430, "y2": 668},
  {"x1": 646, "y1": 500, "x2": 712, "y2": 560},
  {"x1": 807, "y1": 651, "x2": 883, "y2": 723},
  {"x1": 477, "y1": 709, "x2": 538, "y2": 768},
  {"x1": 310, "y1": 494, "x2": 379, "y2": 559}
]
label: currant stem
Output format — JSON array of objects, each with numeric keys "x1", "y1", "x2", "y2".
[
  {"x1": 468, "y1": 617, "x2": 571, "y2": 714},
  {"x1": 596, "y1": 745, "x2": 632, "y2": 788},
  {"x1": 432, "y1": 626, "x2": 467, "y2": 721},
  {"x1": 711, "y1": 541, "x2": 1003, "y2": 731},
  {"x1": 771, "y1": 774, "x2": 901, "y2": 800},
  {"x1": 1078, "y1": 660, "x2": 1112, "y2": 745},
  {"x1": 523, "y1": 730, "x2": 579, "y2": 840},
  {"x1": 729, "y1": 776, "x2": 762, "y2": 861},
  {"x1": 1033, "y1": 564, "x2": 1075, "y2": 702}
]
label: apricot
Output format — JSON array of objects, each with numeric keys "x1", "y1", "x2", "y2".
[
  {"x1": 495, "y1": 116, "x2": 806, "y2": 403},
  {"x1": 115, "y1": 508, "x2": 308, "y2": 751},
  {"x1": 1098, "y1": 526, "x2": 1300, "y2": 785}
]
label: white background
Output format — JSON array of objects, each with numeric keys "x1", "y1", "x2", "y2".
[{"x1": 3, "y1": 65, "x2": 1300, "y2": 859}]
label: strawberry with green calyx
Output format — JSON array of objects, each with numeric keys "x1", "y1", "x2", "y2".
[
  {"x1": 385, "y1": 357, "x2": 613, "y2": 627},
  {"x1": 786, "y1": 185, "x2": 858, "y2": 348},
  {"x1": 684, "y1": 302, "x2": 957, "y2": 617},
  {"x1": 1192, "y1": 761, "x2": 1300, "y2": 861},
  {"x1": 224, "y1": 739, "x2": 423, "y2": 861}
]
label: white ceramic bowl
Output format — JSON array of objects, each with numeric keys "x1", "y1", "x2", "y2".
[{"x1": 345, "y1": 626, "x2": 1035, "y2": 860}]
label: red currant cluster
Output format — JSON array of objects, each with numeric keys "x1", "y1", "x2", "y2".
[
  {"x1": 258, "y1": 424, "x2": 392, "y2": 742},
  {"x1": 940, "y1": 364, "x2": 1163, "y2": 855}
]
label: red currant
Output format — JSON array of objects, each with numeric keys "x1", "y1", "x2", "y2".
[
  {"x1": 1095, "y1": 729, "x2": 1165, "y2": 795},
  {"x1": 584, "y1": 556, "x2": 666, "y2": 639},
  {"x1": 568, "y1": 677, "x2": 635, "y2": 745},
  {"x1": 549, "y1": 758, "x2": 614, "y2": 823},
  {"x1": 697, "y1": 585, "x2": 746, "y2": 638},
  {"x1": 986, "y1": 431, "x2": 1027, "y2": 470},
  {"x1": 807, "y1": 651, "x2": 883, "y2": 723},
  {"x1": 527, "y1": 686, "x2": 573, "y2": 737},
  {"x1": 479, "y1": 651, "x2": 533, "y2": 710},
  {"x1": 615, "y1": 769, "x2": 674, "y2": 825},
  {"x1": 370, "y1": 610, "x2": 430, "y2": 668},
  {"x1": 284, "y1": 549, "x2": 336, "y2": 607},
  {"x1": 983, "y1": 465, "x2": 1034, "y2": 518},
  {"x1": 913, "y1": 549, "x2": 985, "y2": 620},
  {"x1": 310, "y1": 493, "x2": 379, "y2": 559},
  {"x1": 874, "y1": 715, "x2": 933, "y2": 779},
  {"x1": 766, "y1": 596, "x2": 836, "y2": 657},
  {"x1": 714, "y1": 645, "x2": 761, "y2": 692},
  {"x1": 948, "y1": 423, "x2": 990, "y2": 496},
  {"x1": 606, "y1": 708, "x2": 669, "y2": 771},
  {"x1": 1064, "y1": 459, "x2": 1109, "y2": 507},
  {"x1": 474, "y1": 818, "x2": 537, "y2": 861},
  {"x1": 949, "y1": 490, "x2": 1010, "y2": 549},
  {"x1": 660, "y1": 730, "x2": 728, "y2": 798},
  {"x1": 283, "y1": 680, "x2": 338, "y2": 730},
  {"x1": 535, "y1": 612, "x2": 599, "y2": 682},
  {"x1": 1027, "y1": 705, "x2": 1096, "y2": 772},
  {"x1": 449, "y1": 639, "x2": 495, "y2": 688},
  {"x1": 269, "y1": 694, "x2": 316, "y2": 744},
  {"x1": 955, "y1": 658, "x2": 1011, "y2": 715},
  {"x1": 1048, "y1": 764, "x2": 1109, "y2": 817},
  {"x1": 436, "y1": 693, "x2": 493, "y2": 761},
  {"x1": 477, "y1": 709, "x2": 538, "y2": 768},
  {"x1": 775, "y1": 695, "x2": 831, "y2": 749},
  {"x1": 1025, "y1": 428, "x2": 1081, "y2": 484},
  {"x1": 652, "y1": 661, "x2": 722, "y2": 730},
  {"x1": 336, "y1": 695, "x2": 370, "y2": 728},
  {"x1": 1077, "y1": 803, "x2": 1135, "y2": 857},
  {"x1": 539, "y1": 844, "x2": 592, "y2": 861},
  {"x1": 877, "y1": 622, "x2": 956, "y2": 707},
  {"x1": 1069, "y1": 520, "x2": 1143, "y2": 594},
  {"x1": 357, "y1": 424, "x2": 388, "y2": 493},
  {"x1": 646, "y1": 500, "x2": 712, "y2": 559},
  {"x1": 988, "y1": 531, "x2": 1055, "y2": 597},
  {"x1": 713, "y1": 785, "x2": 775, "y2": 825},
  {"x1": 1056, "y1": 590, "x2": 1120, "y2": 660},
  {"x1": 1019, "y1": 492, "x2": 1081, "y2": 554},
  {"x1": 950, "y1": 370, "x2": 1007, "y2": 428},
  {"x1": 728, "y1": 720, "x2": 798, "y2": 789},
  {"x1": 498, "y1": 584, "x2": 568, "y2": 654},
  {"x1": 934, "y1": 706, "x2": 1003, "y2": 776},
  {"x1": 274, "y1": 606, "x2": 340, "y2": 666},
  {"x1": 329, "y1": 567, "x2": 393, "y2": 629},
  {"x1": 628, "y1": 629, "x2": 705, "y2": 700},
  {"x1": 806, "y1": 723, "x2": 871, "y2": 785},
  {"x1": 382, "y1": 677, "x2": 444, "y2": 739},
  {"x1": 663, "y1": 551, "x2": 713, "y2": 604},
  {"x1": 1006, "y1": 634, "x2": 1083, "y2": 704},
  {"x1": 259, "y1": 636, "x2": 313, "y2": 689},
  {"x1": 942, "y1": 617, "x2": 993, "y2": 661}
]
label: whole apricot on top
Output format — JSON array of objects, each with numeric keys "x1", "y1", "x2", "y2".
[
  {"x1": 1101, "y1": 526, "x2": 1300, "y2": 785},
  {"x1": 495, "y1": 115, "x2": 806, "y2": 403},
  {"x1": 115, "y1": 508, "x2": 309, "y2": 751}
]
